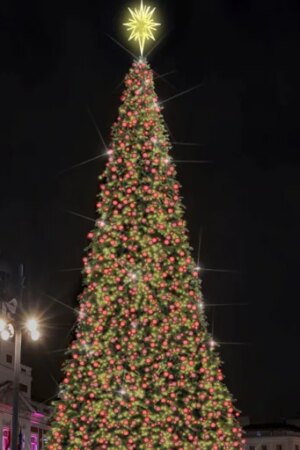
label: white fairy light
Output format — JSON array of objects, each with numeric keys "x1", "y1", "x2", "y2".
[
  {"x1": 129, "y1": 272, "x2": 137, "y2": 281},
  {"x1": 118, "y1": 387, "x2": 126, "y2": 396},
  {"x1": 197, "y1": 300, "x2": 204, "y2": 310},
  {"x1": 79, "y1": 311, "x2": 85, "y2": 320},
  {"x1": 209, "y1": 339, "x2": 216, "y2": 349},
  {"x1": 83, "y1": 344, "x2": 94, "y2": 357}
]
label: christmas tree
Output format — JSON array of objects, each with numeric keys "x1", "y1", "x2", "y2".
[{"x1": 47, "y1": 3, "x2": 244, "y2": 449}]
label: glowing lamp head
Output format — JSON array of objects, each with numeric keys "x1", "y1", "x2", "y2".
[
  {"x1": 26, "y1": 318, "x2": 38, "y2": 333},
  {"x1": 0, "y1": 319, "x2": 7, "y2": 332},
  {"x1": 7, "y1": 323, "x2": 14, "y2": 338},
  {"x1": 1, "y1": 329, "x2": 10, "y2": 341},
  {"x1": 31, "y1": 330, "x2": 41, "y2": 341}
]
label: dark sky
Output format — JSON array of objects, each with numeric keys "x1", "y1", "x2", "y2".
[{"x1": 0, "y1": 0, "x2": 299, "y2": 423}]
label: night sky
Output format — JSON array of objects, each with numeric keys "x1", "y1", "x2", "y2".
[{"x1": 0, "y1": 0, "x2": 299, "y2": 423}]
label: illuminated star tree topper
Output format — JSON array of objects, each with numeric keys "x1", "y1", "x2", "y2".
[{"x1": 123, "y1": 0, "x2": 160, "y2": 56}]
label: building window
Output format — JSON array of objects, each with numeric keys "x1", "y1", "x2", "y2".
[
  {"x1": 2, "y1": 427, "x2": 10, "y2": 450},
  {"x1": 31, "y1": 433, "x2": 38, "y2": 450},
  {"x1": 6, "y1": 354, "x2": 12, "y2": 363},
  {"x1": 19, "y1": 383, "x2": 27, "y2": 393}
]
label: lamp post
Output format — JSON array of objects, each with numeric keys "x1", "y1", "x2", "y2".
[
  {"x1": 11, "y1": 325, "x2": 21, "y2": 450},
  {"x1": 11, "y1": 264, "x2": 23, "y2": 450},
  {"x1": 0, "y1": 264, "x2": 41, "y2": 450}
]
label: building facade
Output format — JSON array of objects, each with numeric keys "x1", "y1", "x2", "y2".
[
  {"x1": 0, "y1": 259, "x2": 50, "y2": 449},
  {"x1": 0, "y1": 339, "x2": 50, "y2": 450},
  {"x1": 244, "y1": 423, "x2": 300, "y2": 450}
]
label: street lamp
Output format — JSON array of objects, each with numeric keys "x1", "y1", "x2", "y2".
[
  {"x1": 0, "y1": 264, "x2": 41, "y2": 450},
  {"x1": 0, "y1": 317, "x2": 41, "y2": 341},
  {"x1": 0, "y1": 316, "x2": 41, "y2": 450},
  {"x1": 25, "y1": 318, "x2": 41, "y2": 341}
]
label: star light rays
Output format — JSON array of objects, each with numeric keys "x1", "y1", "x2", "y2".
[
  {"x1": 105, "y1": 32, "x2": 136, "y2": 59},
  {"x1": 64, "y1": 209, "x2": 95, "y2": 223},
  {"x1": 195, "y1": 229, "x2": 248, "y2": 348},
  {"x1": 160, "y1": 82, "x2": 205, "y2": 105},
  {"x1": 172, "y1": 141, "x2": 205, "y2": 147},
  {"x1": 87, "y1": 107, "x2": 108, "y2": 152},
  {"x1": 59, "y1": 152, "x2": 107, "y2": 174},
  {"x1": 44, "y1": 293, "x2": 78, "y2": 314}
]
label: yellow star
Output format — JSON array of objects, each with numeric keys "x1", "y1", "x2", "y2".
[{"x1": 123, "y1": 0, "x2": 160, "y2": 56}]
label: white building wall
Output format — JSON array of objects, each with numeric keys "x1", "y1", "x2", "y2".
[
  {"x1": 0, "y1": 340, "x2": 32, "y2": 398},
  {"x1": 245, "y1": 436, "x2": 300, "y2": 450},
  {"x1": 0, "y1": 334, "x2": 50, "y2": 449}
]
